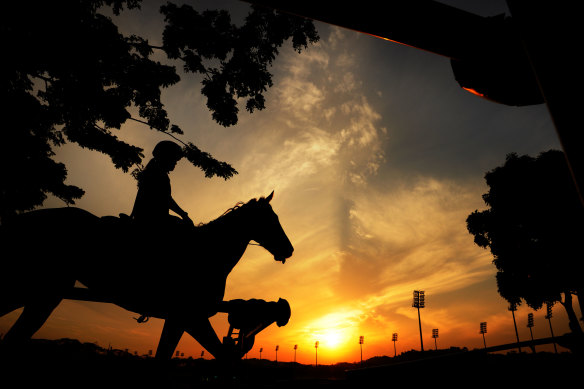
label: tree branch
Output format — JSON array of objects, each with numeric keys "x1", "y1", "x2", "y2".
[
  {"x1": 128, "y1": 117, "x2": 186, "y2": 146},
  {"x1": 128, "y1": 116, "x2": 237, "y2": 180}
]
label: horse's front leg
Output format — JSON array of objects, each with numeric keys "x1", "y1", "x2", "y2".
[
  {"x1": 155, "y1": 316, "x2": 229, "y2": 361},
  {"x1": 183, "y1": 317, "x2": 227, "y2": 360},
  {"x1": 155, "y1": 318, "x2": 185, "y2": 360}
]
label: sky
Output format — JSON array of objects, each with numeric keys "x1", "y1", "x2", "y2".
[{"x1": 1, "y1": 0, "x2": 578, "y2": 364}]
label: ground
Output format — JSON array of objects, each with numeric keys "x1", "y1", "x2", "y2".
[{"x1": 0, "y1": 338, "x2": 581, "y2": 388}]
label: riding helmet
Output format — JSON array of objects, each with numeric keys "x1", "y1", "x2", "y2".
[{"x1": 152, "y1": 140, "x2": 183, "y2": 161}]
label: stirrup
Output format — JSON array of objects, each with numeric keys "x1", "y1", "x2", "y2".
[{"x1": 134, "y1": 314, "x2": 150, "y2": 323}]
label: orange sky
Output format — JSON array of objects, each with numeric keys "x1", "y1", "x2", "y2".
[{"x1": 1, "y1": 0, "x2": 579, "y2": 364}]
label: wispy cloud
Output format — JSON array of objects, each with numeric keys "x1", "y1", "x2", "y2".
[{"x1": 335, "y1": 176, "x2": 492, "y2": 301}]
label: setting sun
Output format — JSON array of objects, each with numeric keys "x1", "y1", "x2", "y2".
[
  {"x1": 303, "y1": 311, "x2": 361, "y2": 358},
  {"x1": 322, "y1": 330, "x2": 343, "y2": 349}
]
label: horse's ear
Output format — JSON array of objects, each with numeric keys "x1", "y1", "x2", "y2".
[{"x1": 266, "y1": 191, "x2": 274, "y2": 203}]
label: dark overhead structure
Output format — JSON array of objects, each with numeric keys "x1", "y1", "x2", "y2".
[
  {"x1": 247, "y1": 0, "x2": 544, "y2": 106},
  {"x1": 243, "y1": 0, "x2": 584, "y2": 206}
]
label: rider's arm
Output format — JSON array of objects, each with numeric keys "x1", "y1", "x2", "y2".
[{"x1": 169, "y1": 196, "x2": 191, "y2": 221}]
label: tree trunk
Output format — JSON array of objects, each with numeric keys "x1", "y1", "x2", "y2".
[{"x1": 561, "y1": 292, "x2": 583, "y2": 334}]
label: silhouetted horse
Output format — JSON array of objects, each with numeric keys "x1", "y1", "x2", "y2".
[{"x1": 0, "y1": 192, "x2": 293, "y2": 360}]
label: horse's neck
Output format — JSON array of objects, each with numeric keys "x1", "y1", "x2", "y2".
[
  {"x1": 204, "y1": 210, "x2": 251, "y2": 275},
  {"x1": 222, "y1": 237, "x2": 249, "y2": 274}
]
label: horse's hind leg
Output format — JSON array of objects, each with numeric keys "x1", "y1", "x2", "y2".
[{"x1": 2, "y1": 295, "x2": 63, "y2": 345}]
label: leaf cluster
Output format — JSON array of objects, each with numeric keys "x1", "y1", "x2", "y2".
[
  {"x1": 466, "y1": 150, "x2": 584, "y2": 309},
  {"x1": 1, "y1": 0, "x2": 319, "y2": 221},
  {"x1": 161, "y1": 3, "x2": 319, "y2": 126}
]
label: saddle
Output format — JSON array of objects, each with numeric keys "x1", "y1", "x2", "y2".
[
  {"x1": 99, "y1": 213, "x2": 133, "y2": 232},
  {"x1": 99, "y1": 213, "x2": 196, "y2": 240}
]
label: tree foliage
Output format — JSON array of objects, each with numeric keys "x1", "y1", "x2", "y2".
[
  {"x1": 1, "y1": 0, "x2": 319, "y2": 221},
  {"x1": 467, "y1": 150, "x2": 584, "y2": 331}
]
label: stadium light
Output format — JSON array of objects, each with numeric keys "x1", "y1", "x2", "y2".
[
  {"x1": 315, "y1": 341, "x2": 319, "y2": 367},
  {"x1": 392, "y1": 333, "x2": 398, "y2": 357},
  {"x1": 527, "y1": 313, "x2": 536, "y2": 353},
  {"x1": 508, "y1": 303, "x2": 522, "y2": 353},
  {"x1": 359, "y1": 336, "x2": 364, "y2": 364},
  {"x1": 413, "y1": 290, "x2": 425, "y2": 351},
  {"x1": 545, "y1": 303, "x2": 558, "y2": 354},
  {"x1": 294, "y1": 344, "x2": 298, "y2": 363},
  {"x1": 432, "y1": 329, "x2": 439, "y2": 351},
  {"x1": 479, "y1": 322, "x2": 487, "y2": 349}
]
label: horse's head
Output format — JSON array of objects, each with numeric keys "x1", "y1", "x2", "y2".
[{"x1": 248, "y1": 191, "x2": 294, "y2": 264}]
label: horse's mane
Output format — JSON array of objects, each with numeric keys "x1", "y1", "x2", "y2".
[{"x1": 197, "y1": 197, "x2": 265, "y2": 229}]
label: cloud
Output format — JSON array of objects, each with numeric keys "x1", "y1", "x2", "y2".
[
  {"x1": 334, "y1": 176, "x2": 493, "y2": 309},
  {"x1": 278, "y1": 78, "x2": 326, "y2": 121},
  {"x1": 333, "y1": 71, "x2": 358, "y2": 93},
  {"x1": 229, "y1": 25, "x2": 387, "y2": 198}
]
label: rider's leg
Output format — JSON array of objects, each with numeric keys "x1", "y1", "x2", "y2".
[{"x1": 155, "y1": 319, "x2": 184, "y2": 360}]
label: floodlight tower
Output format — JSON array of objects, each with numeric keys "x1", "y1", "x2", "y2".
[
  {"x1": 413, "y1": 290, "x2": 425, "y2": 352},
  {"x1": 527, "y1": 313, "x2": 536, "y2": 353},
  {"x1": 275, "y1": 345, "x2": 279, "y2": 362},
  {"x1": 479, "y1": 322, "x2": 487, "y2": 349},
  {"x1": 545, "y1": 303, "x2": 558, "y2": 354},
  {"x1": 392, "y1": 333, "x2": 398, "y2": 357},
  {"x1": 432, "y1": 329, "x2": 439, "y2": 351},
  {"x1": 508, "y1": 303, "x2": 522, "y2": 353},
  {"x1": 259, "y1": 347, "x2": 263, "y2": 360},
  {"x1": 315, "y1": 341, "x2": 319, "y2": 367},
  {"x1": 359, "y1": 336, "x2": 364, "y2": 364},
  {"x1": 294, "y1": 344, "x2": 298, "y2": 363}
]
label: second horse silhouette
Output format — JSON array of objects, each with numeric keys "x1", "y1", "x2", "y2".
[{"x1": 221, "y1": 298, "x2": 291, "y2": 356}]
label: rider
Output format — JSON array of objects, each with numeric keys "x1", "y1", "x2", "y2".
[{"x1": 131, "y1": 140, "x2": 193, "y2": 228}]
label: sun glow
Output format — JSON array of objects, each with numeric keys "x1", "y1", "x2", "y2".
[
  {"x1": 321, "y1": 329, "x2": 344, "y2": 349},
  {"x1": 306, "y1": 310, "x2": 361, "y2": 353}
]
